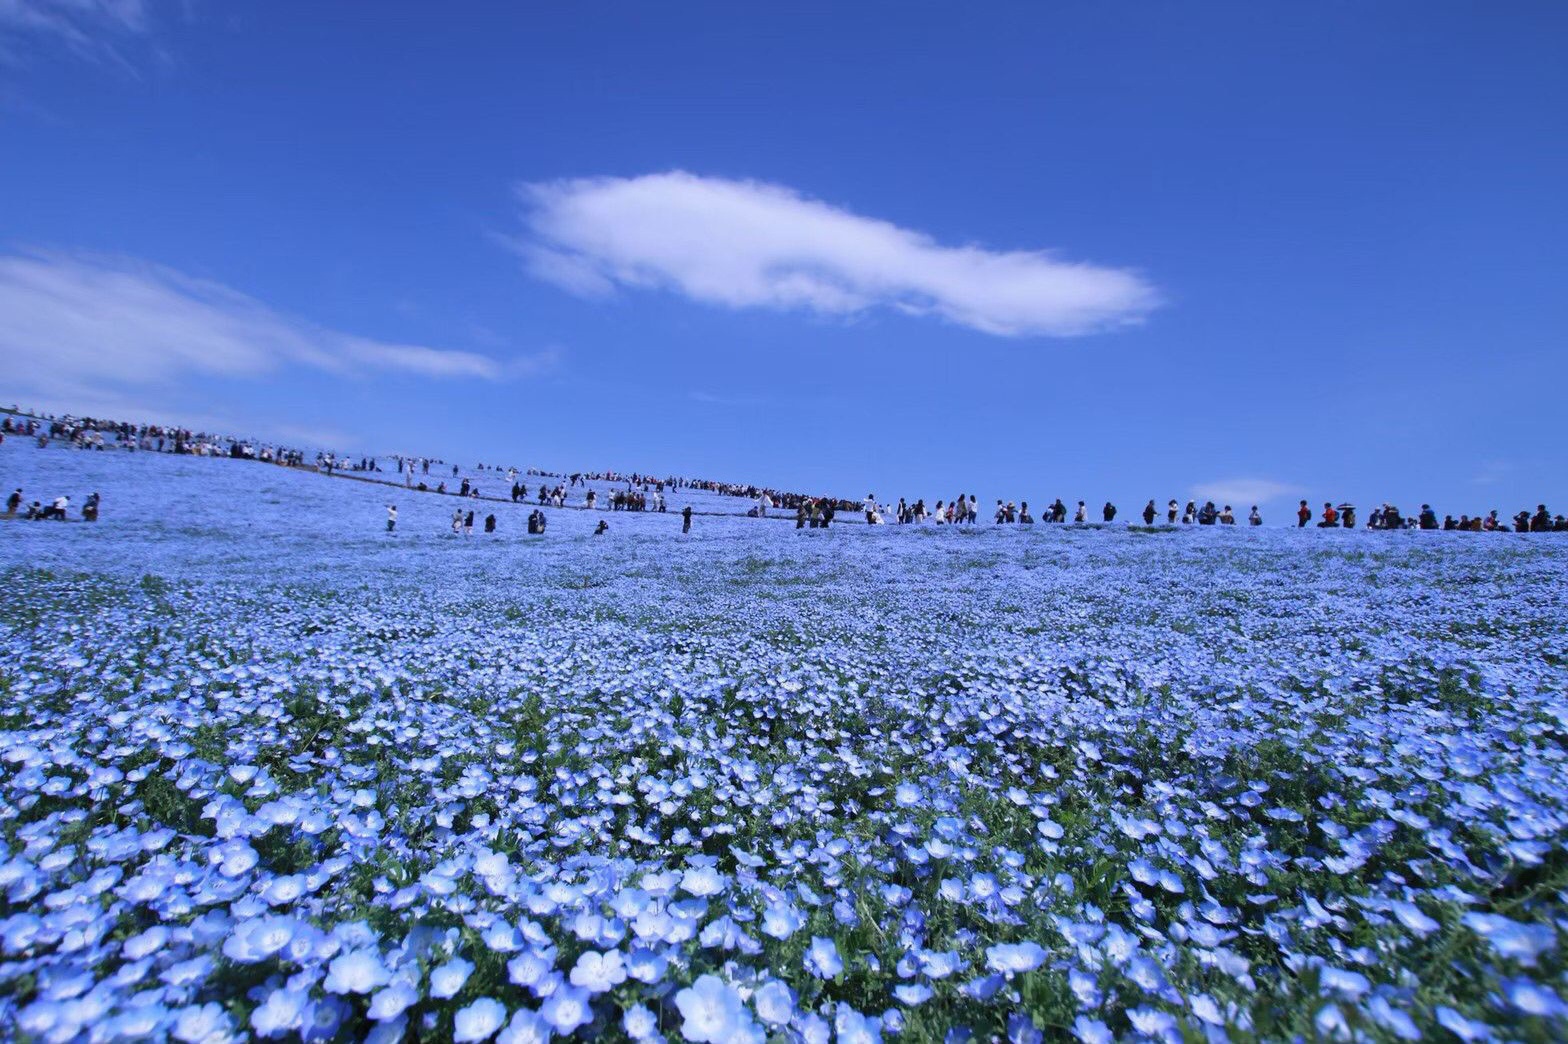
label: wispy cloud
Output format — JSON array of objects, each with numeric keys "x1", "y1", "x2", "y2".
[
  {"x1": 1191, "y1": 478, "x2": 1302, "y2": 506},
  {"x1": 513, "y1": 171, "x2": 1159, "y2": 337},
  {"x1": 0, "y1": 250, "x2": 524, "y2": 410},
  {"x1": 0, "y1": 0, "x2": 149, "y2": 66}
]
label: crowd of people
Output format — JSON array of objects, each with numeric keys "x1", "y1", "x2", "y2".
[
  {"x1": 1291, "y1": 500, "x2": 1567, "y2": 533},
  {"x1": 5, "y1": 487, "x2": 101, "y2": 522},
  {"x1": 5, "y1": 408, "x2": 1563, "y2": 538}
]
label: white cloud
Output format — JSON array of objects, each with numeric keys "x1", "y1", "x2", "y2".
[
  {"x1": 0, "y1": 250, "x2": 519, "y2": 410},
  {"x1": 0, "y1": 0, "x2": 148, "y2": 64},
  {"x1": 515, "y1": 171, "x2": 1159, "y2": 337},
  {"x1": 1191, "y1": 478, "x2": 1302, "y2": 506}
]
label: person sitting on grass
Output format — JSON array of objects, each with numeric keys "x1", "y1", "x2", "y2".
[
  {"x1": 1219, "y1": 505, "x2": 1235, "y2": 525},
  {"x1": 1249, "y1": 505, "x2": 1262, "y2": 526},
  {"x1": 1318, "y1": 502, "x2": 1339, "y2": 528}
]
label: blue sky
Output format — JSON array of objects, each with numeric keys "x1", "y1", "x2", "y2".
[{"x1": 2, "y1": 2, "x2": 1565, "y2": 516}]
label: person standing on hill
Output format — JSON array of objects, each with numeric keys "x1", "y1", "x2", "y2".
[
  {"x1": 1297, "y1": 500, "x2": 1311, "y2": 527},
  {"x1": 451, "y1": 508, "x2": 463, "y2": 535},
  {"x1": 1103, "y1": 502, "x2": 1117, "y2": 523},
  {"x1": 682, "y1": 504, "x2": 693, "y2": 533},
  {"x1": 484, "y1": 513, "x2": 496, "y2": 533},
  {"x1": 463, "y1": 510, "x2": 475, "y2": 536},
  {"x1": 1143, "y1": 500, "x2": 1156, "y2": 525},
  {"x1": 386, "y1": 505, "x2": 397, "y2": 533},
  {"x1": 1167, "y1": 499, "x2": 1178, "y2": 524},
  {"x1": 1074, "y1": 501, "x2": 1087, "y2": 523},
  {"x1": 5, "y1": 489, "x2": 20, "y2": 517},
  {"x1": 1249, "y1": 505, "x2": 1262, "y2": 526}
]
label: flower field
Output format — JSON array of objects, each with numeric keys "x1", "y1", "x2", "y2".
[{"x1": 1, "y1": 445, "x2": 1566, "y2": 1043}]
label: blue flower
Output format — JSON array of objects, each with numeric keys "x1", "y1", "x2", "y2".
[
  {"x1": 805, "y1": 936, "x2": 844, "y2": 978},
  {"x1": 453, "y1": 997, "x2": 508, "y2": 1042},
  {"x1": 674, "y1": 974, "x2": 745, "y2": 1043}
]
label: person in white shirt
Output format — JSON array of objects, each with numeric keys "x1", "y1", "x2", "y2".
[
  {"x1": 864, "y1": 494, "x2": 877, "y2": 524},
  {"x1": 386, "y1": 505, "x2": 397, "y2": 533}
]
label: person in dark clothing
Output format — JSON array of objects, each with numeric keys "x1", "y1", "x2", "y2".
[
  {"x1": 1514, "y1": 510, "x2": 1531, "y2": 533},
  {"x1": 82, "y1": 492, "x2": 100, "y2": 522},
  {"x1": 5, "y1": 489, "x2": 20, "y2": 516},
  {"x1": 796, "y1": 503, "x2": 806, "y2": 529},
  {"x1": 1019, "y1": 501, "x2": 1034, "y2": 524},
  {"x1": 1419, "y1": 505, "x2": 1438, "y2": 530},
  {"x1": 1198, "y1": 501, "x2": 1218, "y2": 525},
  {"x1": 822, "y1": 503, "x2": 835, "y2": 528},
  {"x1": 1142, "y1": 500, "x2": 1156, "y2": 526},
  {"x1": 459, "y1": 478, "x2": 470, "y2": 497},
  {"x1": 1443, "y1": 515, "x2": 1458, "y2": 531},
  {"x1": 682, "y1": 505, "x2": 693, "y2": 533},
  {"x1": 1102, "y1": 502, "x2": 1117, "y2": 523},
  {"x1": 1532, "y1": 505, "x2": 1551, "y2": 532},
  {"x1": 594, "y1": 519, "x2": 609, "y2": 535},
  {"x1": 484, "y1": 514, "x2": 496, "y2": 533},
  {"x1": 1297, "y1": 500, "x2": 1311, "y2": 527},
  {"x1": 1248, "y1": 506, "x2": 1262, "y2": 526}
]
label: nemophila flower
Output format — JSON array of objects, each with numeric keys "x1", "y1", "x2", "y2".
[
  {"x1": 986, "y1": 941, "x2": 1044, "y2": 975},
  {"x1": 893, "y1": 983, "x2": 932, "y2": 1005},
  {"x1": 324, "y1": 948, "x2": 391, "y2": 994},
  {"x1": 1316, "y1": 966, "x2": 1370, "y2": 999},
  {"x1": 835, "y1": 1004, "x2": 882, "y2": 1044},
  {"x1": 1388, "y1": 900, "x2": 1441, "y2": 937},
  {"x1": 251, "y1": 987, "x2": 311, "y2": 1037},
  {"x1": 753, "y1": 979, "x2": 794, "y2": 1025},
  {"x1": 805, "y1": 936, "x2": 843, "y2": 978},
  {"x1": 623, "y1": 1004, "x2": 659, "y2": 1040},
  {"x1": 1072, "y1": 1015, "x2": 1113, "y2": 1044},
  {"x1": 1006, "y1": 1013, "x2": 1043, "y2": 1044},
  {"x1": 507, "y1": 947, "x2": 556, "y2": 988},
  {"x1": 430, "y1": 957, "x2": 474, "y2": 999},
  {"x1": 223, "y1": 915, "x2": 302, "y2": 963},
  {"x1": 539, "y1": 985, "x2": 594, "y2": 1035},
  {"x1": 454, "y1": 998, "x2": 508, "y2": 1042},
  {"x1": 675, "y1": 975, "x2": 745, "y2": 1043},
  {"x1": 761, "y1": 901, "x2": 803, "y2": 939},
  {"x1": 1367, "y1": 995, "x2": 1421, "y2": 1040},
  {"x1": 368, "y1": 983, "x2": 419, "y2": 1020},
  {"x1": 1188, "y1": 993, "x2": 1224, "y2": 1026},
  {"x1": 680, "y1": 866, "x2": 726, "y2": 897},
  {"x1": 1434, "y1": 1006, "x2": 1492, "y2": 1042},
  {"x1": 1462, "y1": 912, "x2": 1556, "y2": 965},
  {"x1": 498, "y1": 1009, "x2": 553, "y2": 1044},
  {"x1": 123, "y1": 924, "x2": 169, "y2": 960},
  {"x1": 1501, "y1": 978, "x2": 1567, "y2": 1018},
  {"x1": 1128, "y1": 1007, "x2": 1179, "y2": 1041},
  {"x1": 570, "y1": 949, "x2": 627, "y2": 993},
  {"x1": 173, "y1": 1002, "x2": 234, "y2": 1043}
]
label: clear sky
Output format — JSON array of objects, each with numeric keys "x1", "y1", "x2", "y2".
[{"x1": 2, "y1": 2, "x2": 1565, "y2": 516}]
